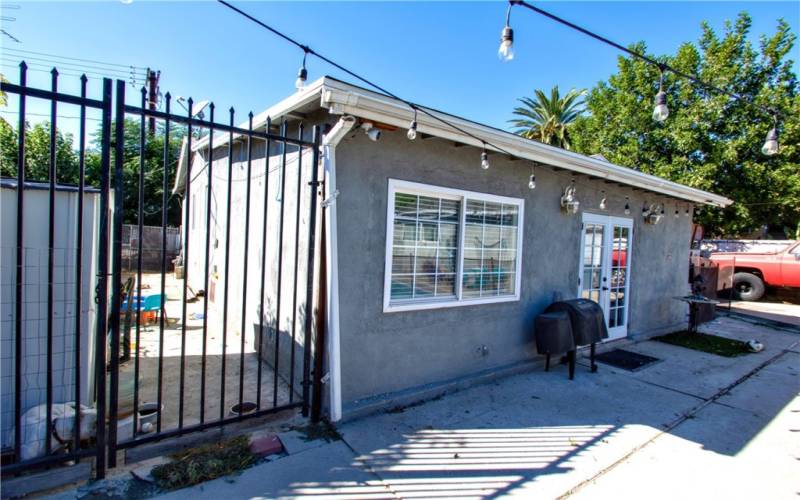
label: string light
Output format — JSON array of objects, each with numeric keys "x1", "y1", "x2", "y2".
[
  {"x1": 504, "y1": 0, "x2": 780, "y2": 154},
  {"x1": 407, "y1": 108, "x2": 418, "y2": 140},
  {"x1": 295, "y1": 51, "x2": 308, "y2": 90},
  {"x1": 498, "y1": 3, "x2": 514, "y2": 61},
  {"x1": 599, "y1": 190, "x2": 607, "y2": 210},
  {"x1": 674, "y1": 206, "x2": 680, "y2": 218},
  {"x1": 685, "y1": 207, "x2": 690, "y2": 217},
  {"x1": 624, "y1": 197, "x2": 631, "y2": 215},
  {"x1": 481, "y1": 148, "x2": 490, "y2": 170},
  {"x1": 652, "y1": 67, "x2": 669, "y2": 122},
  {"x1": 761, "y1": 119, "x2": 779, "y2": 156},
  {"x1": 528, "y1": 165, "x2": 536, "y2": 189}
]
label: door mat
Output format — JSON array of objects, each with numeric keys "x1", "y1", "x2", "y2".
[{"x1": 594, "y1": 349, "x2": 660, "y2": 372}]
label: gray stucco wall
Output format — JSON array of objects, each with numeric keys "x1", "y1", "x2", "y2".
[{"x1": 334, "y1": 127, "x2": 693, "y2": 407}]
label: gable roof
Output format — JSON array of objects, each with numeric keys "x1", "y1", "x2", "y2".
[{"x1": 182, "y1": 76, "x2": 732, "y2": 207}]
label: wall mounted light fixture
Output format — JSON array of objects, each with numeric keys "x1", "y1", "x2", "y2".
[{"x1": 561, "y1": 182, "x2": 580, "y2": 214}]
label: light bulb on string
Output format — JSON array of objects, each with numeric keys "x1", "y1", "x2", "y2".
[
  {"x1": 498, "y1": 3, "x2": 514, "y2": 61},
  {"x1": 407, "y1": 108, "x2": 418, "y2": 140},
  {"x1": 685, "y1": 207, "x2": 690, "y2": 217},
  {"x1": 624, "y1": 197, "x2": 631, "y2": 215},
  {"x1": 761, "y1": 118, "x2": 779, "y2": 156},
  {"x1": 599, "y1": 190, "x2": 607, "y2": 210},
  {"x1": 652, "y1": 67, "x2": 669, "y2": 122},
  {"x1": 528, "y1": 165, "x2": 536, "y2": 189},
  {"x1": 295, "y1": 51, "x2": 308, "y2": 90},
  {"x1": 480, "y1": 148, "x2": 490, "y2": 170}
]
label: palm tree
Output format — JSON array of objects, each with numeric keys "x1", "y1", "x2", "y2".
[{"x1": 509, "y1": 86, "x2": 586, "y2": 150}]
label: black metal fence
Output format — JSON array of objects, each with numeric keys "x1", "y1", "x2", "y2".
[{"x1": 1, "y1": 62, "x2": 324, "y2": 480}]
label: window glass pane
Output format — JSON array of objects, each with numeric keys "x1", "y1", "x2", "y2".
[
  {"x1": 462, "y1": 273, "x2": 481, "y2": 298},
  {"x1": 499, "y1": 273, "x2": 515, "y2": 295},
  {"x1": 390, "y1": 188, "x2": 520, "y2": 304},
  {"x1": 390, "y1": 275, "x2": 414, "y2": 300},
  {"x1": 465, "y1": 200, "x2": 485, "y2": 224},
  {"x1": 440, "y1": 199, "x2": 460, "y2": 222},
  {"x1": 418, "y1": 196, "x2": 440, "y2": 220},
  {"x1": 415, "y1": 247, "x2": 437, "y2": 275},
  {"x1": 436, "y1": 274, "x2": 455, "y2": 296},
  {"x1": 395, "y1": 193, "x2": 417, "y2": 218},
  {"x1": 390, "y1": 189, "x2": 462, "y2": 302},
  {"x1": 439, "y1": 223, "x2": 458, "y2": 248},
  {"x1": 461, "y1": 197, "x2": 520, "y2": 299},
  {"x1": 417, "y1": 221, "x2": 438, "y2": 246},
  {"x1": 464, "y1": 224, "x2": 483, "y2": 249},
  {"x1": 414, "y1": 274, "x2": 436, "y2": 297},
  {"x1": 462, "y1": 248, "x2": 482, "y2": 272},
  {"x1": 393, "y1": 220, "x2": 417, "y2": 246},
  {"x1": 437, "y1": 249, "x2": 457, "y2": 274},
  {"x1": 391, "y1": 247, "x2": 415, "y2": 274},
  {"x1": 500, "y1": 227, "x2": 517, "y2": 250}
]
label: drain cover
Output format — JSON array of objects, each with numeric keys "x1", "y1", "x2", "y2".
[{"x1": 594, "y1": 349, "x2": 660, "y2": 371}]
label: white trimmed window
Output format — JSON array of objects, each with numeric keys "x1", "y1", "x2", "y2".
[{"x1": 384, "y1": 179, "x2": 524, "y2": 312}]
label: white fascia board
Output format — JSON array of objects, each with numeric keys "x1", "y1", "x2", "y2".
[
  {"x1": 319, "y1": 81, "x2": 732, "y2": 208},
  {"x1": 190, "y1": 77, "x2": 328, "y2": 153}
]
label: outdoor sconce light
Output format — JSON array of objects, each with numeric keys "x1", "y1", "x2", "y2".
[
  {"x1": 643, "y1": 203, "x2": 664, "y2": 225},
  {"x1": 560, "y1": 183, "x2": 580, "y2": 215}
]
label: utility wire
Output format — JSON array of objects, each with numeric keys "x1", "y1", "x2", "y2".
[
  {"x1": 1, "y1": 59, "x2": 141, "y2": 82},
  {"x1": 1, "y1": 53, "x2": 145, "y2": 79},
  {"x1": 511, "y1": 0, "x2": 778, "y2": 121},
  {"x1": 4, "y1": 47, "x2": 145, "y2": 72},
  {"x1": 216, "y1": 0, "x2": 517, "y2": 159}
]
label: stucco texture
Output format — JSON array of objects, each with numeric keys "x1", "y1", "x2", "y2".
[{"x1": 334, "y1": 127, "x2": 693, "y2": 406}]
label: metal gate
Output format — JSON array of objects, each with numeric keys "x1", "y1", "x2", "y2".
[{"x1": 1, "y1": 63, "x2": 324, "y2": 480}]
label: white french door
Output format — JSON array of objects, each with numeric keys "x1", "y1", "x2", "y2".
[{"x1": 578, "y1": 213, "x2": 634, "y2": 340}]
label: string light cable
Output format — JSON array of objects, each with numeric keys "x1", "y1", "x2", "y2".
[
  {"x1": 215, "y1": 0, "x2": 518, "y2": 167},
  {"x1": 503, "y1": 0, "x2": 782, "y2": 155}
]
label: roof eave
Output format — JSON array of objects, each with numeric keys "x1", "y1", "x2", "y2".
[{"x1": 318, "y1": 79, "x2": 731, "y2": 208}]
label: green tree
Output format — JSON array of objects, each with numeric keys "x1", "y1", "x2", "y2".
[
  {"x1": 0, "y1": 120, "x2": 80, "y2": 184},
  {"x1": 509, "y1": 86, "x2": 585, "y2": 150},
  {"x1": 0, "y1": 117, "x2": 184, "y2": 226},
  {"x1": 569, "y1": 13, "x2": 799, "y2": 237}
]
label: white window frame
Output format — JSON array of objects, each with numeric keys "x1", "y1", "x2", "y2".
[{"x1": 383, "y1": 179, "x2": 524, "y2": 313}]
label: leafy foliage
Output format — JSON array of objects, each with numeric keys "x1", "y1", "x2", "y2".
[
  {"x1": 510, "y1": 86, "x2": 585, "y2": 150},
  {"x1": 0, "y1": 117, "x2": 184, "y2": 226},
  {"x1": 568, "y1": 13, "x2": 799, "y2": 237}
]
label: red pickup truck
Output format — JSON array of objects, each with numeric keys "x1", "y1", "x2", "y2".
[{"x1": 705, "y1": 240, "x2": 800, "y2": 301}]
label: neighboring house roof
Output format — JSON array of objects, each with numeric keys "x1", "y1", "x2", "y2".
[{"x1": 179, "y1": 77, "x2": 732, "y2": 207}]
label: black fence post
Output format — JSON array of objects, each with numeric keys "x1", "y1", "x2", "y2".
[
  {"x1": 94, "y1": 77, "x2": 114, "y2": 480},
  {"x1": 13, "y1": 61, "x2": 27, "y2": 464},
  {"x1": 107, "y1": 79, "x2": 126, "y2": 469},
  {"x1": 303, "y1": 126, "x2": 321, "y2": 419}
]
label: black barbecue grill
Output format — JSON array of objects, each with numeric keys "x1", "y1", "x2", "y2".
[{"x1": 534, "y1": 299, "x2": 609, "y2": 379}]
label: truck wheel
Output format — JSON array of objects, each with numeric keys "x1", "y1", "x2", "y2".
[{"x1": 732, "y1": 272, "x2": 765, "y2": 302}]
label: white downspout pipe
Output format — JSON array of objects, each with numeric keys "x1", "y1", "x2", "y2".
[{"x1": 321, "y1": 115, "x2": 356, "y2": 422}]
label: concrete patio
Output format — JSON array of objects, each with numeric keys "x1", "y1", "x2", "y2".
[
  {"x1": 69, "y1": 314, "x2": 800, "y2": 499},
  {"x1": 148, "y1": 312, "x2": 799, "y2": 499}
]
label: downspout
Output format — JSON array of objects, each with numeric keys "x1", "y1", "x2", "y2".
[{"x1": 321, "y1": 114, "x2": 356, "y2": 422}]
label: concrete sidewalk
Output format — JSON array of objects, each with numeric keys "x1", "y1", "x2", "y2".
[{"x1": 154, "y1": 315, "x2": 799, "y2": 499}]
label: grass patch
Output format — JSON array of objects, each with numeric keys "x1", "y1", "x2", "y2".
[
  {"x1": 150, "y1": 435, "x2": 257, "y2": 491},
  {"x1": 654, "y1": 331, "x2": 751, "y2": 357}
]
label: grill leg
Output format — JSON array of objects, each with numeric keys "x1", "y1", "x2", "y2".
[
  {"x1": 590, "y1": 343, "x2": 598, "y2": 373},
  {"x1": 568, "y1": 350, "x2": 576, "y2": 380},
  {"x1": 545, "y1": 353, "x2": 550, "y2": 372}
]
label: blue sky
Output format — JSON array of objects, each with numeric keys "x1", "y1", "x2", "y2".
[{"x1": 1, "y1": 1, "x2": 798, "y2": 137}]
